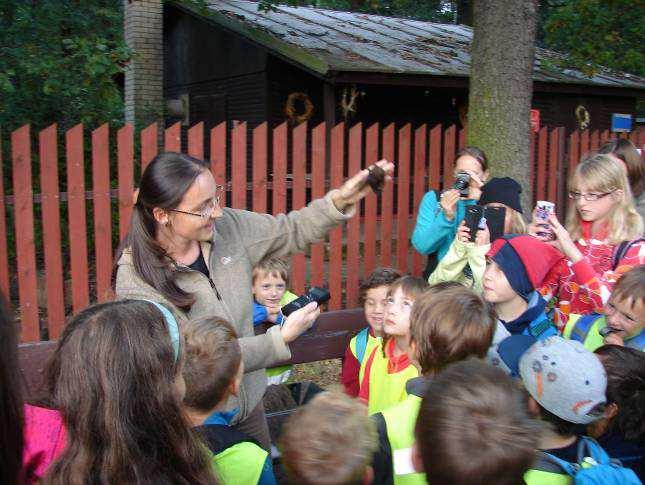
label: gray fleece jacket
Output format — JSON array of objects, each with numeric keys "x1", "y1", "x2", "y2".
[{"x1": 115, "y1": 191, "x2": 354, "y2": 423}]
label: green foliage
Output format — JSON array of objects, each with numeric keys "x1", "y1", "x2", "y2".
[
  {"x1": 542, "y1": 0, "x2": 645, "y2": 77},
  {"x1": 0, "y1": 0, "x2": 131, "y2": 132}
]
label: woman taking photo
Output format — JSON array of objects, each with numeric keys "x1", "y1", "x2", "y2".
[
  {"x1": 115, "y1": 152, "x2": 393, "y2": 450},
  {"x1": 411, "y1": 147, "x2": 489, "y2": 275}
]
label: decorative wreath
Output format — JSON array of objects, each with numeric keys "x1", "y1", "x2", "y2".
[
  {"x1": 285, "y1": 92, "x2": 314, "y2": 124},
  {"x1": 575, "y1": 105, "x2": 590, "y2": 131}
]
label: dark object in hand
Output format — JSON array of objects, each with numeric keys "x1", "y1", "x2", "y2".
[
  {"x1": 599, "y1": 326, "x2": 620, "y2": 338},
  {"x1": 366, "y1": 165, "x2": 386, "y2": 194},
  {"x1": 453, "y1": 172, "x2": 471, "y2": 197},
  {"x1": 281, "y1": 287, "x2": 331, "y2": 317}
]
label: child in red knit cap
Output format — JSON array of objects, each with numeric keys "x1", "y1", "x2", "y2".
[{"x1": 483, "y1": 235, "x2": 564, "y2": 342}]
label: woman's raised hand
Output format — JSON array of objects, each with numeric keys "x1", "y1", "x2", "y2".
[
  {"x1": 439, "y1": 189, "x2": 460, "y2": 221},
  {"x1": 331, "y1": 159, "x2": 394, "y2": 212},
  {"x1": 280, "y1": 301, "x2": 321, "y2": 344}
]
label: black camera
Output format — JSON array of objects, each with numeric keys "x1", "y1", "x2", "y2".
[
  {"x1": 452, "y1": 172, "x2": 471, "y2": 197},
  {"x1": 281, "y1": 287, "x2": 331, "y2": 317}
]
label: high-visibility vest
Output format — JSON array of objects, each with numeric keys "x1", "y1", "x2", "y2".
[
  {"x1": 381, "y1": 395, "x2": 427, "y2": 485},
  {"x1": 198, "y1": 424, "x2": 269, "y2": 485},
  {"x1": 349, "y1": 327, "x2": 381, "y2": 384},
  {"x1": 564, "y1": 313, "x2": 645, "y2": 352},
  {"x1": 362, "y1": 345, "x2": 419, "y2": 415}
]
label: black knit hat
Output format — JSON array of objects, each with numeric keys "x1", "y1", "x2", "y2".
[{"x1": 479, "y1": 177, "x2": 523, "y2": 214}]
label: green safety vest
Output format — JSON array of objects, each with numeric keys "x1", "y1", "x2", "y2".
[
  {"x1": 381, "y1": 395, "x2": 427, "y2": 485},
  {"x1": 523, "y1": 467, "x2": 571, "y2": 485},
  {"x1": 198, "y1": 424, "x2": 268, "y2": 485},
  {"x1": 212, "y1": 441, "x2": 268, "y2": 485},
  {"x1": 564, "y1": 313, "x2": 645, "y2": 352},
  {"x1": 349, "y1": 328, "x2": 381, "y2": 384},
  {"x1": 363, "y1": 345, "x2": 419, "y2": 415}
]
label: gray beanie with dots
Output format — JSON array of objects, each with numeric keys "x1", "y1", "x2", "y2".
[{"x1": 519, "y1": 336, "x2": 607, "y2": 424}]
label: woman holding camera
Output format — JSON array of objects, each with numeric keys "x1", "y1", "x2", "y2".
[
  {"x1": 114, "y1": 152, "x2": 393, "y2": 451},
  {"x1": 411, "y1": 147, "x2": 490, "y2": 273}
]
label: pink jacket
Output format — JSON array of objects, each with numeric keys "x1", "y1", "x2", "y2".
[{"x1": 22, "y1": 405, "x2": 66, "y2": 483}]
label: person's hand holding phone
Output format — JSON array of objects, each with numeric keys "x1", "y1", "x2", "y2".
[
  {"x1": 465, "y1": 171, "x2": 486, "y2": 201},
  {"x1": 546, "y1": 214, "x2": 583, "y2": 263},
  {"x1": 457, "y1": 220, "x2": 471, "y2": 243},
  {"x1": 440, "y1": 189, "x2": 461, "y2": 221},
  {"x1": 474, "y1": 220, "x2": 490, "y2": 246},
  {"x1": 280, "y1": 301, "x2": 320, "y2": 344}
]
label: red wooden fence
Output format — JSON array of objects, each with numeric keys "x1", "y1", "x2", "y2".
[{"x1": 1, "y1": 122, "x2": 644, "y2": 342}]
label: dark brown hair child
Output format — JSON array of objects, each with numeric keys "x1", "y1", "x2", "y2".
[
  {"x1": 43, "y1": 300, "x2": 216, "y2": 485},
  {"x1": 592, "y1": 345, "x2": 645, "y2": 480},
  {"x1": 182, "y1": 316, "x2": 276, "y2": 484},
  {"x1": 414, "y1": 359, "x2": 539, "y2": 485},
  {"x1": 371, "y1": 285, "x2": 497, "y2": 484},
  {"x1": 341, "y1": 267, "x2": 401, "y2": 397},
  {"x1": 280, "y1": 391, "x2": 377, "y2": 485}
]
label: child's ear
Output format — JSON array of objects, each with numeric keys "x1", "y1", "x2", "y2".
[
  {"x1": 604, "y1": 402, "x2": 619, "y2": 420},
  {"x1": 527, "y1": 396, "x2": 541, "y2": 417},
  {"x1": 362, "y1": 466, "x2": 374, "y2": 485},
  {"x1": 411, "y1": 441, "x2": 424, "y2": 473}
]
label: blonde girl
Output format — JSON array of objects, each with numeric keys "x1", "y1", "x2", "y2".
[{"x1": 532, "y1": 153, "x2": 644, "y2": 327}]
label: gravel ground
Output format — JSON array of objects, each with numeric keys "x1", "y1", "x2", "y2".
[{"x1": 289, "y1": 359, "x2": 343, "y2": 390}]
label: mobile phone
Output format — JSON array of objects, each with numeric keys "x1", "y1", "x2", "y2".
[
  {"x1": 281, "y1": 287, "x2": 331, "y2": 317},
  {"x1": 483, "y1": 206, "x2": 506, "y2": 242},
  {"x1": 464, "y1": 205, "x2": 484, "y2": 242}
]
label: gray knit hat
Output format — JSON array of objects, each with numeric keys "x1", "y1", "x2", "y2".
[{"x1": 519, "y1": 336, "x2": 607, "y2": 424}]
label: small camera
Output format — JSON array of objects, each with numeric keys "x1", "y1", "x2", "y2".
[
  {"x1": 452, "y1": 172, "x2": 470, "y2": 197},
  {"x1": 281, "y1": 287, "x2": 331, "y2": 317}
]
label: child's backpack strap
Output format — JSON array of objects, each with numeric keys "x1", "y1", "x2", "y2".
[
  {"x1": 534, "y1": 437, "x2": 642, "y2": 485},
  {"x1": 613, "y1": 237, "x2": 645, "y2": 270},
  {"x1": 569, "y1": 313, "x2": 603, "y2": 344},
  {"x1": 355, "y1": 327, "x2": 370, "y2": 364},
  {"x1": 528, "y1": 317, "x2": 557, "y2": 340},
  {"x1": 531, "y1": 451, "x2": 573, "y2": 475},
  {"x1": 626, "y1": 331, "x2": 645, "y2": 351}
]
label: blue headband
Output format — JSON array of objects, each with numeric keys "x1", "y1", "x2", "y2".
[{"x1": 143, "y1": 300, "x2": 180, "y2": 361}]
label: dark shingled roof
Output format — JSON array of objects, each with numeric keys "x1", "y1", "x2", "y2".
[{"x1": 184, "y1": 0, "x2": 645, "y2": 89}]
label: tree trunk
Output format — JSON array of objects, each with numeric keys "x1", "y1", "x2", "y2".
[
  {"x1": 456, "y1": 0, "x2": 473, "y2": 26},
  {"x1": 467, "y1": 0, "x2": 538, "y2": 215}
]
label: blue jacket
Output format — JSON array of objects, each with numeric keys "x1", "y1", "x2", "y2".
[{"x1": 411, "y1": 190, "x2": 475, "y2": 261}]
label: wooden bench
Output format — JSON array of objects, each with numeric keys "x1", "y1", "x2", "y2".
[{"x1": 18, "y1": 308, "x2": 365, "y2": 402}]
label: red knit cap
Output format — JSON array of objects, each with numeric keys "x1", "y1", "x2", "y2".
[{"x1": 487, "y1": 235, "x2": 565, "y2": 288}]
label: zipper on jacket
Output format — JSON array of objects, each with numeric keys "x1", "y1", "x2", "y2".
[{"x1": 207, "y1": 276, "x2": 222, "y2": 300}]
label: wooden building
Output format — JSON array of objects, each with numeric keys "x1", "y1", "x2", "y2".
[{"x1": 163, "y1": 0, "x2": 644, "y2": 132}]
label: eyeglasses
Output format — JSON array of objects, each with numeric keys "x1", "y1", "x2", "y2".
[
  {"x1": 168, "y1": 185, "x2": 224, "y2": 219},
  {"x1": 568, "y1": 190, "x2": 614, "y2": 201}
]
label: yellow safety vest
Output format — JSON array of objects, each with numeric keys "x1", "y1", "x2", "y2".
[
  {"x1": 381, "y1": 395, "x2": 427, "y2": 485},
  {"x1": 363, "y1": 345, "x2": 419, "y2": 415}
]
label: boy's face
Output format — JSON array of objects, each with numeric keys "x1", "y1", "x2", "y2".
[
  {"x1": 604, "y1": 295, "x2": 644, "y2": 339},
  {"x1": 364, "y1": 285, "x2": 389, "y2": 334},
  {"x1": 384, "y1": 287, "x2": 414, "y2": 337},
  {"x1": 252, "y1": 271, "x2": 286, "y2": 307},
  {"x1": 483, "y1": 260, "x2": 516, "y2": 303}
]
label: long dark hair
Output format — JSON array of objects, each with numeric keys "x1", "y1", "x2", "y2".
[
  {"x1": 116, "y1": 152, "x2": 210, "y2": 310},
  {"x1": 595, "y1": 345, "x2": 645, "y2": 442},
  {"x1": 44, "y1": 300, "x2": 216, "y2": 484},
  {"x1": 0, "y1": 294, "x2": 23, "y2": 485}
]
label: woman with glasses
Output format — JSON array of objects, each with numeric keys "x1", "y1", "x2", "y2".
[
  {"x1": 529, "y1": 153, "x2": 643, "y2": 330},
  {"x1": 114, "y1": 152, "x2": 393, "y2": 451}
]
